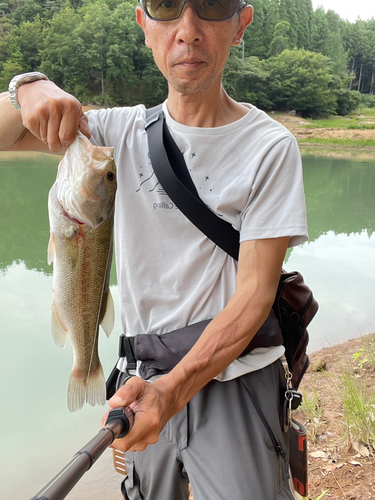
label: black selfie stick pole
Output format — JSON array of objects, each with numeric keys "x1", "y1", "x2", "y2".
[{"x1": 30, "y1": 406, "x2": 134, "y2": 500}]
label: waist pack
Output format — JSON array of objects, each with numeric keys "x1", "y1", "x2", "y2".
[
  {"x1": 105, "y1": 107, "x2": 319, "y2": 398},
  {"x1": 109, "y1": 268, "x2": 316, "y2": 391}
]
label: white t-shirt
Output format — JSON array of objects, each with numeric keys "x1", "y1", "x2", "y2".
[{"x1": 86, "y1": 102, "x2": 308, "y2": 380}]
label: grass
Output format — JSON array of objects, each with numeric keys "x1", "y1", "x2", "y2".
[
  {"x1": 298, "y1": 137, "x2": 375, "y2": 148},
  {"x1": 331, "y1": 335, "x2": 375, "y2": 451},
  {"x1": 301, "y1": 107, "x2": 375, "y2": 130},
  {"x1": 298, "y1": 380, "x2": 325, "y2": 442},
  {"x1": 357, "y1": 107, "x2": 375, "y2": 118},
  {"x1": 303, "y1": 490, "x2": 328, "y2": 500},
  {"x1": 303, "y1": 492, "x2": 328, "y2": 500}
]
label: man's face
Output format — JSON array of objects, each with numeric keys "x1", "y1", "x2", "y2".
[{"x1": 136, "y1": 2, "x2": 253, "y2": 96}]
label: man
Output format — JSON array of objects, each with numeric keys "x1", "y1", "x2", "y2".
[{"x1": 0, "y1": 0, "x2": 307, "y2": 498}]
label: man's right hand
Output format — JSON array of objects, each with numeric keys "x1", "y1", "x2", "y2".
[
  {"x1": 18, "y1": 79, "x2": 90, "y2": 153},
  {"x1": 0, "y1": 79, "x2": 90, "y2": 154}
]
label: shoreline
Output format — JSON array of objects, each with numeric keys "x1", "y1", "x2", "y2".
[
  {"x1": 1, "y1": 144, "x2": 374, "y2": 162},
  {"x1": 1, "y1": 109, "x2": 375, "y2": 161},
  {"x1": 272, "y1": 112, "x2": 375, "y2": 160}
]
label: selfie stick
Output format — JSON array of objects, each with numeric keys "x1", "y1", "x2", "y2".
[{"x1": 30, "y1": 407, "x2": 134, "y2": 500}]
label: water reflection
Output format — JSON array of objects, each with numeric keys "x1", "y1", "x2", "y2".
[
  {"x1": 0, "y1": 153, "x2": 117, "y2": 282},
  {"x1": 0, "y1": 153, "x2": 375, "y2": 499},
  {"x1": 287, "y1": 230, "x2": 375, "y2": 353},
  {"x1": 0, "y1": 262, "x2": 123, "y2": 499},
  {"x1": 0, "y1": 154, "x2": 57, "y2": 275},
  {"x1": 302, "y1": 156, "x2": 374, "y2": 241}
]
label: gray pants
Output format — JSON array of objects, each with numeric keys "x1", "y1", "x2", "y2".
[{"x1": 122, "y1": 360, "x2": 295, "y2": 500}]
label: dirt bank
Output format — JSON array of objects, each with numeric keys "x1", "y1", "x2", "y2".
[
  {"x1": 273, "y1": 113, "x2": 375, "y2": 140},
  {"x1": 272, "y1": 113, "x2": 375, "y2": 160},
  {"x1": 293, "y1": 334, "x2": 375, "y2": 500}
]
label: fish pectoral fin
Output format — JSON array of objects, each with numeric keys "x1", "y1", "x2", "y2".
[
  {"x1": 51, "y1": 304, "x2": 67, "y2": 348},
  {"x1": 100, "y1": 288, "x2": 115, "y2": 338},
  {"x1": 47, "y1": 234, "x2": 56, "y2": 265}
]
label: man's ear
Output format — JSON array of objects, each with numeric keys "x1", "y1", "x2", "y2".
[
  {"x1": 232, "y1": 5, "x2": 253, "y2": 46},
  {"x1": 136, "y1": 6, "x2": 152, "y2": 48}
]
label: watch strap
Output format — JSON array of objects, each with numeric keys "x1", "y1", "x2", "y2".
[{"x1": 9, "y1": 72, "x2": 49, "y2": 111}]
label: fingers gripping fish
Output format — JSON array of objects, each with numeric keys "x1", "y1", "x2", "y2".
[{"x1": 47, "y1": 132, "x2": 117, "y2": 412}]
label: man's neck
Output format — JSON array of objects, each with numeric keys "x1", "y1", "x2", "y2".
[{"x1": 166, "y1": 85, "x2": 250, "y2": 128}]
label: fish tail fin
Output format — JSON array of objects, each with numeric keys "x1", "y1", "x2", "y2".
[
  {"x1": 86, "y1": 365, "x2": 106, "y2": 408},
  {"x1": 67, "y1": 365, "x2": 106, "y2": 412}
]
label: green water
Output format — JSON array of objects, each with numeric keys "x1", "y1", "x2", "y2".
[{"x1": 0, "y1": 152, "x2": 374, "y2": 499}]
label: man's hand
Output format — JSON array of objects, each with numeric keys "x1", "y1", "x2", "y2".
[
  {"x1": 102, "y1": 377, "x2": 176, "y2": 452},
  {"x1": 16, "y1": 79, "x2": 90, "y2": 153}
]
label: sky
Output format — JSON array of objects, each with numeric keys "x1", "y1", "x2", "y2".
[{"x1": 312, "y1": 0, "x2": 374, "y2": 23}]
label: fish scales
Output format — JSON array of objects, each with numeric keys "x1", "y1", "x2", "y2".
[{"x1": 48, "y1": 132, "x2": 116, "y2": 412}]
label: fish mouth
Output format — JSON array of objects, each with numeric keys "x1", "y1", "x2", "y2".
[{"x1": 62, "y1": 206, "x2": 84, "y2": 225}]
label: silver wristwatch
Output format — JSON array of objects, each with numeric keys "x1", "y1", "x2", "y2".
[{"x1": 8, "y1": 72, "x2": 49, "y2": 111}]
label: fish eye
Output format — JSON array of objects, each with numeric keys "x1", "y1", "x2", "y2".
[{"x1": 106, "y1": 171, "x2": 115, "y2": 181}]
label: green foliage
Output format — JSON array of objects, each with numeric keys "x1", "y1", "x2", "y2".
[
  {"x1": 299, "y1": 383, "x2": 325, "y2": 442},
  {"x1": 0, "y1": 56, "x2": 24, "y2": 88},
  {"x1": 330, "y1": 72, "x2": 362, "y2": 115},
  {"x1": 37, "y1": 0, "x2": 166, "y2": 106},
  {"x1": 0, "y1": 0, "x2": 374, "y2": 115},
  {"x1": 265, "y1": 49, "x2": 337, "y2": 116},
  {"x1": 334, "y1": 352, "x2": 375, "y2": 450},
  {"x1": 298, "y1": 137, "x2": 375, "y2": 148},
  {"x1": 302, "y1": 109, "x2": 375, "y2": 129},
  {"x1": 223, "y1": 54, "x2": 272, "y2": 108},
  {"x1": 361, "y1": 94, "x2": 375, "y2": 108},
  {"x1": 335, "y1": 90, "x2": 362, "y2": 116},
  {"x1": 269, "y1": 21, "x2": 290, "y2": 56}
]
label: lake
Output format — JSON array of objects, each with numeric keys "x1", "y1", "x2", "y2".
[{"x1": 0, "y1": 152, "x2": 374, "y2": 499}]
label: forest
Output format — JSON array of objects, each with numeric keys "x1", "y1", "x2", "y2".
[{"x1": 0, "y1": 0, "x2": 375, "y2": 115}]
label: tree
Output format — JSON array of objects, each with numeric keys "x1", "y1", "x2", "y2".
[
  {"x1": 39, "y1": 6, "x2": 81, "y2": 89},
  {"x1": 13, "y1": 16, "x2": 44, "y2": 71},
  {"x1": 10, "y1": 0, "x2": 42, "y2": 23},
  {"x1": 269, "y1": 20, "x2": 290, "y2": 56},
  {"x1": 342, "y1": 20, "x2": 375, "y2": 92},
  {"x1": 266, "y1": 49, "x2": 337, "y2": 116},
  {"x1": 278, "y1": 0, "x2": 298, "y2": 48},
  {"x1": 243, "y1": 0, "x2": 268, "y2": 59},
  {"x1": 310, "y1": 6, "x2": 330, "y2": 55},
  {"x1": 263, "y1": 0, "x2": 280, "y2": 51},
  {"x1": 72, "y1": 0, "x2": 113, "y2": 102},
  {"x1": 222, "y1": 54, "x2": 272, "y2": 108},
  {"x1": 0, "y1": 55, "x2": 24, "y2": 90},
  {"x1": 297, "y1": 0, "x2": 314, "y2": 50}
]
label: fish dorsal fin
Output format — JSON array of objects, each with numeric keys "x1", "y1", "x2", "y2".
[
  {"x1": 51, "y1": 303, "x2": 67, "y2": 348},
  {"x1": 47, "y1": 234, "x2": 56, "y2": 265},
  {"x1": 100, "y1": 288, "x2": 115, "y2": 338}
]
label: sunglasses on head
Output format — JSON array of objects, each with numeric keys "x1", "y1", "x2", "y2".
[{"x1": 139, "y1": 0, "x2": 248, "y2": 22}]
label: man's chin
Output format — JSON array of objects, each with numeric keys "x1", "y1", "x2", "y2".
[{"x1": 169, "y1": 76, "x2": 215, "y2": 96}]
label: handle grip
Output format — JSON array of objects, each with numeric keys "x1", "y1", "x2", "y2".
[{"x1": 105, "y1": 406, "x2": 135, "y2": 438}]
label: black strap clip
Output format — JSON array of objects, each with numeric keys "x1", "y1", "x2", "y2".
[{"x1": 118, "y1": 334, "x2": 137, "y2": 370}]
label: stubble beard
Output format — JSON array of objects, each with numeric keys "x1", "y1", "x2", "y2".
[
  {"x1": 168, "y1": 71, "x2": 218, "y2": 95},
  {"x1": 166, "y1": 48, "x2": 221, "y2": 96}
]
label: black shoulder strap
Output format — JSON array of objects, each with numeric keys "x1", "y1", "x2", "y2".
[{"x1": 145, "y1": 106, "x2": 240, "y2": 261}]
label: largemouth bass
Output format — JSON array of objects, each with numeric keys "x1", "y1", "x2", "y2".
[{"x1": 47, "y1": 132, "x2": 117, "y2": 412}]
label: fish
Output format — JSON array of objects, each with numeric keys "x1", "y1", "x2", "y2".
[{"x1": 47, "y1": 132, "x2": 117, "y2": 412}]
